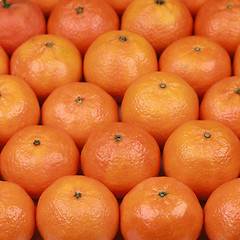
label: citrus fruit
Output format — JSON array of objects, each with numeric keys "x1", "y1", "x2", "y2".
[
  {"x1": 233, "y1": 41, "x2": 240, "y2": 76},
  {"x1": 36, "y1": 175, "x2": 119, "y2": 240},
  {"x1": 121, "y1": 71, "x2": 199, "y2": 148},
  {"x1": 0, "y1": 46, "x2": 9, "y2": 75},
  {"x1": 0, "y1": 0, "x2": 46, "y2": 55},
  {"x1": 194, "y1": 0, "x2": 240, "y2": 57},
  {"x1": 120, "y1": 176, "x2": 203, "y2": 240},
  {"x1": 104, "y1": 0, "x2": 134, "y2": 15},
  {"x1": 121, "y1": 0, "x2": 193, "y2": 55},
  {"x1": 10, "y1": 34, "x2": 82, "y2": 103},
  {"x1": 0, "y1": 181, "x2": 35, "y2": 240},
  {"x1": 0, "y1": 75, "x2": 40, "y2": 149},
  {"x1": 81, "y1": 122, "x2": 161, "y2": 199},
  {"x1": 0, "y1": 125, "x2": 80, "y2": 199},
  {"x1": 42, "y1": 82, "x2": 119, "y2": 149},
  {"x1": 204, "y1": 178, "x2": 240, "y2": 240},
  {"x1": 159, "y1": 35, "x2": 232, "y2": 99},
  {"x1": 84, "y1": 30, "x2": 158, "y2": 102},
  {"x1": 47, "y1": 0, "x2": 120, "y2": 55},
  {"x1": 179, "y1": 0, "x2": 208, "y2": 16},
  {"x1": 30, "y1": 0, "x2": 60, "y2": 16},
  {"x1": 163, "y1": 120, "x2": 240, "y2": 200},
  {"x1": 200, "y1": 76, "x2": 240, "y2": 139}
]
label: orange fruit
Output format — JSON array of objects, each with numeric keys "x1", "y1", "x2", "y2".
[
  {"x1": 0, "y1": 0, "x2": 46, "y2": 56},
  {"x1": 81, "y1": 122, "x2": 161, "y2": 199},
  {"x1": 204, "y1": 178, "x2": 240, "y2": 240},
  {"x1": 10, "y1": 34, "x2": 82, "y2": 103},
  {"x1": 42, "y1": 82, "x2": 119, "y2": 149},
  {"x1": 47, "y1": 0, "x2": 120, "y2": 55},
  {"x1": 200, "y1": 76, "x2": 240, "y2": 139},
  {"x1": 233, "y1": 41, "x2": 240, "y2": 76},
  {"x1": 159, "y1": 35, "x2": 232, "y2": 99},
  {"x1": 0, "y1": 181, "x2": 35, "y2": 240},
  {"x1": 36, "y1": 175, "x2": 119, "y2": 240},
  {"x1": 104, "y1": 0, "x2": 134, "y2": 15},
  {"x1": 120, "y1": 177, "x2": 203, "y2": 240},
  {"x1": 0, "y1": 75, "x2": 40, "y2": 149},
  {"x1": 30, "y1": 0, "x2": 60, "y2": 16},
  {"x1": 121, "y1": 0, "x2": 193, "y2": 55},
  {"x1": 179, "y1": 0, "x2": 208, "y2": 16},
  {"x1": 121, "y1": 71, "x2": 199, "y2": 148},
  {"x1": 84, "y1": 30, "x2": 158, "y2": 102},
  {"x1": 194, "y1": 0, "x2": 240, "y2": 57},
  {"x1": 163, "y1": 120, "x2": 240, "y2": 200},
  {"x1": 0, "y1": 125, "x2": 80, "y2": 199},
  {"x1": 0, "y1": 46, "x2": 9, "y2": 75}
]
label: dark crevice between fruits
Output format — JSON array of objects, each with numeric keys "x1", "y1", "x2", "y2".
[
  {"x1": 76, "y1": 7, "x2": 83, "y2": 14},
  {"x1": 114, "y1": 134, "x2": 122, "y2": 142},
  {"x1": 158, "y1": 191, "x2": 167, "y2": 198},
  {"x1": 76, "y1": 97, "x2": 84, "y2": 104},
  {"x1": 74, "y1": 192, "x2": 82, "y2": 199},
  {"x1": 33, "y1": 140, "x2": 40, "y2": 146},
  {"x1": 204, "y1": 133, "x2": 211, "y2": 138}
]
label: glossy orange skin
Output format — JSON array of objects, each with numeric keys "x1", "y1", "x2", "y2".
[
  {"x1": 180, "y1": 0, "x2": 208, "y2": 16},
  {"x1": 0, "y1": 181, "x2": 35, "y2": 240},
  {"x1": 163, "y1": 120, "x2": 240, "y2": 200},
  {"x1": 10, "y1": 34, "x2": 82, "y2": 103},
  {"x1": 204, "y1": 178, "x2": 240, "y2": 240},
  {"x1": 37, "y1": 175, "x2": 119, "y2": 240},
  {"x1": 104, "y1": 0, "x2": 134, "y2": 15},
  {"x1": 194, "y1": 0, "x2": 240, "y2": 57},
  {"x1": 121, "y1": 71, "x2": 199, "y2": 148},
  {"x1": 0, "y1": 75, "x2": 40, "y2": 149},
  {"x1": 81, "y1": 122, "x2": 161, "y2": 199},
  {"x1": 0, "y1": 47, "x2": 9, "y2": 75},
  {"x1": 159, "y1": 35, "x2": 232, "y2": 99},
  {"x1": 84, "y1": 30, "x2": 158, "y2": 102},
  {"x1": 0, "y1": 125, "x2": 80, "y2": 199},
  {"x1": 233, "y1": 42, "x2": 240, "y2": 75},
  {"x1": 42, "y1": 82, "x2": 119, "y2": 149},
  {"x1": 30, "y1": 0, "x2": 60, "y2": 16},
  {"x1": 0, "y1": 0, "x2": 46, "y2": 56},
  {"x1": 121, "y1": 0, "x2": 193, "y2": 55},
  {"x1": 200, "y1": 76, "x2": 240, "y2": 139},
  {"x1": 47, "y1": 0, "x2": 120, "y2": 55},
  {"x1": 120, "y1": 177, "x2": 203, "y2": 240}
]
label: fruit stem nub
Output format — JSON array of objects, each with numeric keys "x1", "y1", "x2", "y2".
[
  {"x1": 159, "y1": 191, "x2": 167, "y2": 198},
  {"x1": 160, "y1": 83, "x2": 166, "y2": 88},
  {"x1": 204, "y1": 133, "x2": 211, "y2": 138},
  {"x1": 114, "y1": 134, "x2": 122, "y2": 142},
  {"x1": 156, "y1": 0, "x2": 165, "y2": 4},
  {"x1": 119, "y1": 36, "x2": 127, "y2": 42},
  {"x1": 1, "y1": 0, "x2": 11, "y2": 8},
  {"x1": 227, "y1": 4, "x2": 233, "y2": 9},
  {"x1": 194, "y1": 47, "x2": 201, "y2": 51},
  {"x1": 74, "y1": 192, "x2": 82, "y2": 199},
  {"x1": 236, "y1": 88, "x2": 240, "y2": 94},
  {"x1": 76, "y1": 7, "x2": 83, "y2": 14},
  {"x1": 33, "y1": 140, "x2": 40, "y2": 146},
  {"x1": 76, "y1": 97, "x2": 84, "y2": 104},
  {"x1": 46, "y1": 42, "x2": 53, "y2": 47}
]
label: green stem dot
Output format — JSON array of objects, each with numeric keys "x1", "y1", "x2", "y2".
[
  {"x1": 74, "y1": 192, "x2": 82, "y2": 199},
  {"x1": 76, "y1": 97, "x2": 84, "y2": 104},
  {"x1": 33, "y1": 140, "x2": 40, "y2": 146},
  {"x1": 46, "y1": 42, "x2": 53, "y2": 47},
  {"x1": 156, "y1": 0, "x2": 165, "y2": 4},
  {"x1": 76, "y1": 7, "x2": 83, "y2": 14},
  {"x1": 227, "y1": 4, "x2": 233, "y2": 9},
  {"x1": 114, "y1": 135, "x2": 122, "y2": 142},
  {"x1": 194, "y1": 47, "x2": 201, "y2": 51},
  {"x1": 119, "y1": 36, "x2": 127, "y2": 42},
  {"x1": 236, "y1": 88, "x2": 240, "y2": 94},
  {"x1": 160, "y1": 83, "x2": 166, "y2": 88},
  {"x1": 159, "y1": 191, "x2": 167, "y2": 198},
  {"x1": 204, "y1": 133, "x2": 211, "y2": 138}
]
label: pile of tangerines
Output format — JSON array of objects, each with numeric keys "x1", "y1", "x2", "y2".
[{"x1": 1, "y1": 0, "x2": 240, "y2": 239}]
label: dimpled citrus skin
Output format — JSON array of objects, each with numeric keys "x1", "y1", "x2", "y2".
[
  {"x1": 83, "y1": 30, "x2": 158, "y2": 102},
  {"x1": 121, "y1": 0, "x2": 193, "y2": 55},
  {"x1": 0, "y1": 125, "x2": 80, "y2": 199},
  {"x1": 0, "y1": 75, "x2": 40, "y2": 149},
  {"x1": 42, "y1": 82, "x2": 120, "y2": 149},
  {"x1": 0, "y1": 181, "x2": 35, "y2": 240},
  {"x1": 81, "y1": 122, "x2": 161, "y2": 198},
  {"x1": 47, "y1": 0, "x2": 120, "y2": 55},
  {"x1": 194, "y1": 0, "x2": 240, "y2": 57},
  {"x1": 10, "y1": 34, "x2": 82, "y2": 103},
  {"x1": 0, "y1": 0, "x2": 46, "y2": 55},
  {"x1": 204, "y1": 178, "x2": 240, "y2": 240},
  {"x1": 120, "y1": 177, "x2": 203, "y2": 240},
  {"x1": 36, "y1": 175, "x2": 119, "y2": 240},
  {"x1": 0, "y1": 47, "x2": 9, "y2": 75},
  {"x1": 163, "y1": 120, "x2": 240, "y2": 200},
  {"x1": 121, "y1": 71, "x2": 199, "y2": 148}
]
